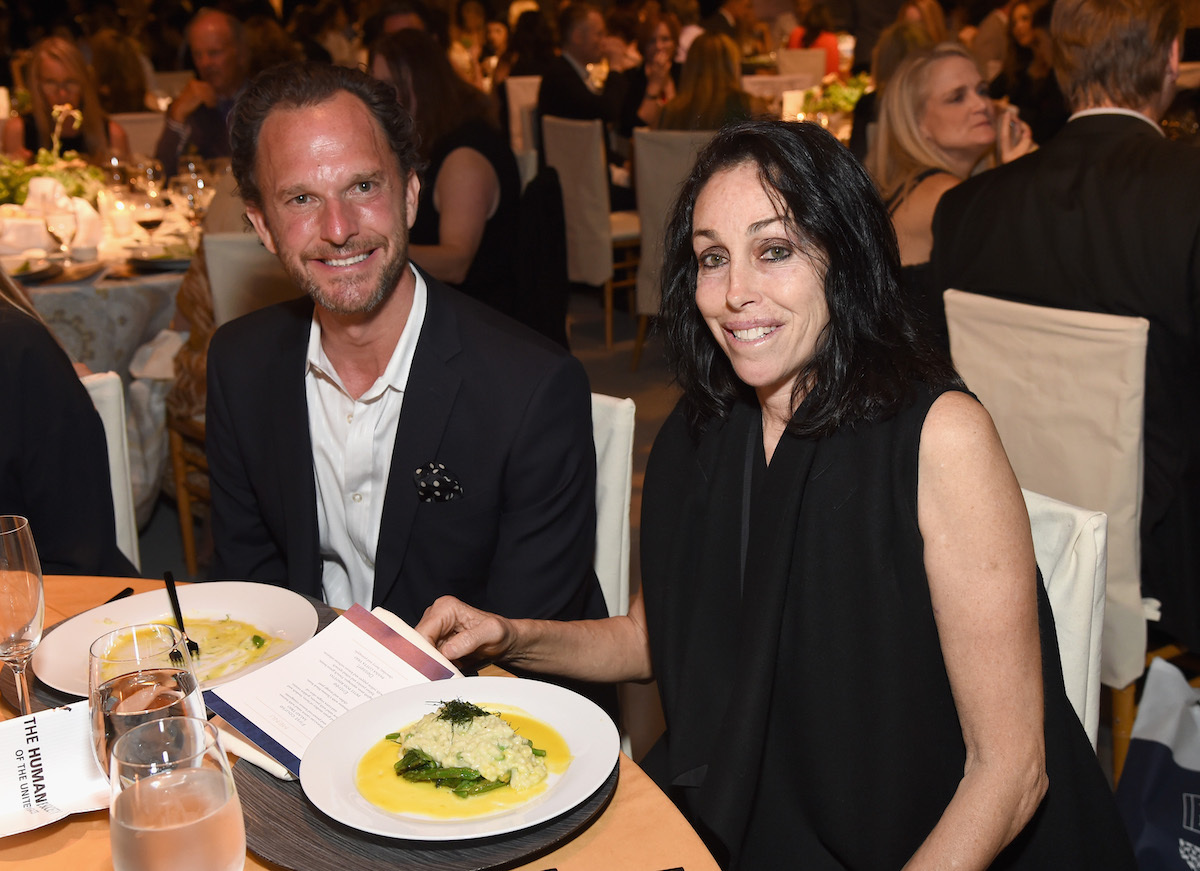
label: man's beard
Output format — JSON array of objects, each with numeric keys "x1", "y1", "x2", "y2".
[{"x1": 287, "y1": 239, "x2": 409, "y2": 317}]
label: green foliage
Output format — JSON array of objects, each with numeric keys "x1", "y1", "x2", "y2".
[{"x1": 0, "y1": 150, "x2": 106, "y2": 206}]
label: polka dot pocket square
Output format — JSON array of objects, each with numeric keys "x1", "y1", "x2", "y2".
[{"x1": 413, "y1": 461, "x2": 465, "y2": 503}]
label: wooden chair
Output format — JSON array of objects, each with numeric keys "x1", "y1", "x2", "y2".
[
  {"x1": 541, "y1": 116, "x2": 639, "y2": 349},
  {"x1": 631, "y1": 128, "x2": 714, "y2": 370},
  {"x1": 944, "y1": 289, "x2": 1151, "y2": 776}
]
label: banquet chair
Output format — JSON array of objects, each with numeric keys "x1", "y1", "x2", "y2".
[
  {"x1": 168, "y1": 232, "x2": 301, "y2": 575},
  {"x1": 742, "y1": 74, "x2": 821, "y2": 110},
  {"x1": 775, "y1": 47, "x2": 826, "y2": 82},
  {"x1": 82, "y1": 371, "x2": 141, "y2": 571},
  {"x1": 109, "y1": 112, "x2": 166, "y2": 158},
  {"x1": 505, "y1": 75, "x2": 541, "y2": 188},
  {"x1": 1024, "y1": 488, "x2": 1108, "y2": 746},
  {"x1": 591, "y1": 394, "x2": 636, "y2": 618},
  {"x1": 944, "y1": 288, "x2": 1151, "y2": 774},
  {"x1": 541, "y1": 115, "x2": 640, "y2": 349},
  {"x1": 632, "y1": 128, "x2": 714, "y2": 370}
]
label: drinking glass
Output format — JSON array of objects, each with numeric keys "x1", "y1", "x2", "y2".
[
  {"x1": 168, "y1": 174, "x2": 215, "y2": 244},
  {"x1": 130, "y1": 193, "x2": 166, "y2": 247},
  {"x1": 89, "y1": 623, "x2": 205, "y2": 775},
  {"x1": 0, "y1": 516, "x2": 45, "y2": 717},
  {"x1": 109, "y1": 717, "x2": 246, "y2": 871},
  {"x1": 44, "y1": 209, "x2": 78, "y2": 263}
]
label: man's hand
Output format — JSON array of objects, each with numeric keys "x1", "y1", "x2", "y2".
[{"x1": 168, "y1": 79, "x2": 219, "y2": 123}]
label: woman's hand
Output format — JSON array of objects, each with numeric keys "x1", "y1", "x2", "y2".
[
  {"x1": 417, "y1": 596, "x2": 517, "y2": 664},
  {"x1": 996, "y1": 104, "x2": 1034, "y2": 163}
]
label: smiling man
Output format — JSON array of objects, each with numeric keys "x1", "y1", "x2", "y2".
[{"x1": 205, "y1": 63, "x2": 608, "y2": 636}]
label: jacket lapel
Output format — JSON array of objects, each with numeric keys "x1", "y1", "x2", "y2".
[{"x1": 372, "y1": 278, "x2": 463, "y2": 607}]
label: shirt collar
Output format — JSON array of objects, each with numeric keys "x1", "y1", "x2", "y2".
[
  {"x1": 1069, "y1": 107, "x2": 1165, "y2": 137},
  {"x1": 305, "y1": 262, "x2": 428, "y2": 400}
]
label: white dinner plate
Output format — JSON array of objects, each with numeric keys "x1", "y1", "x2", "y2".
[
  {"x1": 32, "y1": 581, "x2": 319, "y2": 696},
  {"x1": 300, "y1": 676, "x2": 620, "y2": 841},
  {"x1": 2, "y1": 256, "x2": 57, "y2": 282}
]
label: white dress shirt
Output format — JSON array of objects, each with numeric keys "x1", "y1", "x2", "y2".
[{"x1": 305, "y1": 265, "x2": 428, "y2": 609}]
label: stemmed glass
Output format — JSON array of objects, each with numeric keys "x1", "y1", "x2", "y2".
[
  {"x1": 44, "y1": 209, "x2": 78, "y2": 264},
  {"x1": 89, "y1": 623, "x2": 205, "y2": 775},
  {"x1": 130, "y1": 193, "x2": 166, "y2": 249},
  {"x1": 109, "y1": 717, "x2": 246, "y2": 871},
  {"x1": 169, "y1": 174, "x2": 216, "y2": 246},
  {"x1": 0, "y1": 516, "x2": 45, "y2": 717}
]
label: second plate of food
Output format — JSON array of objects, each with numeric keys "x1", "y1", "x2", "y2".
[
  {"x1": 32, "y1": 581, "x2": 319, "y2": 696},
  {"x1": 300, "y1": 675, "x2": 620, "y2": 840}
]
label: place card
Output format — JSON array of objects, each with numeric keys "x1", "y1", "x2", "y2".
[
  {"x1": 0, "y1": 704, "x2": 108, "y2": 837},
  {"x1": 206, "y1": 604, "x2": 461, "y2": 777}
]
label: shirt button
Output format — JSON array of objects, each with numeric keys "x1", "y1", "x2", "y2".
[
  {"x1": 352, "y1": 493, "x2": 363, "y2": 503},
  {"x1": 346, "y1": 413, "x2": 354, "y2": 423}
]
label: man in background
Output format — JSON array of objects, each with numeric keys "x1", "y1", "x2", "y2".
[{"x1": 931, "y1": 0, "x2": 1200, "y2": 652}]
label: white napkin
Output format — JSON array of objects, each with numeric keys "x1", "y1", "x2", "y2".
[
  {"x1": 0, "y1": 216, "x2": 53, "y2": 253},
  {"x1": 23, "y1": 177, "x2": 67, "y2": 215},
  {"x1": 71, "y1": 196, "x2": 103, "y2": 249}
]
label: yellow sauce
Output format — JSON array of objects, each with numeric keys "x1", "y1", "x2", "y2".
[
  {"x1": 355, "y1": 705, "x2": 572, "y2": 819},
  {"x1": 99, "y1": 616, "x2": 283, "y2": 683}
]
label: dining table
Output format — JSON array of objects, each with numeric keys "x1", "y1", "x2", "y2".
[{"x1": 0, "y1": 576, "x2": 721, "y2": 871}]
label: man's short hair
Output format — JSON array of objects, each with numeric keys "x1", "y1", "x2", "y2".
[
  {"x1": 558, "y1": 2, "x2": 599, "y2": 45},
  {"x1": 186, "y1": 7, "x2": 247, "y2": 51},
  {"x1": 1052, "y1": 0, "x2": 1182, "y2": 111},
  {"x1": 229, "y1": 62, "x2": 422, "y2": 211}
]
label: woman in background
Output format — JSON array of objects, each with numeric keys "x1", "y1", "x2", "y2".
[
  {"x1": 867, "y1": 42, "x2": 1031, "y2": 350},
  {"x1": 0, "y1": 273, "x2": 137, "y2": 577},
  {"x1": 3, "y1": 36, "x2": 129, "y2": 161},
  {"x1": 617, "y1": 12, "x2": 682, "y2": 137},
  {"x1": 786, "y1": 0, "x2": 841, "y2": 77},
  {"x1": 659, "y1": 32, "x2": 765, "y2": 131},
  {"x1": 370, "y1": 29, "x2": 521, "y2": 316}
]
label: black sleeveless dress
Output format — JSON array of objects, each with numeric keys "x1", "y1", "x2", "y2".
[
  {"x1": 640, "y1": 385, "x2": 1137, "y2": 870},
  {"x1": 410, "y1": 118, "x2": 521, "y2": 316},
  {"x1": 886, "y1": 168, "x2": 953, "y2": 359}
]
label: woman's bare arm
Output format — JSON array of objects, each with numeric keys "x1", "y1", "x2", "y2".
[
  {"x1": 408, "y1": 146, "x2": 499, "y2": 285},
  {"x1": 416, "y1": 590, "x2": 654, "y2": 683},
  {"x1": 903, "y1": 391, "x2": 1047, "y2": 870}
]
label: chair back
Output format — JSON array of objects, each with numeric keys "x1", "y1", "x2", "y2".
[
  {"x1": 109, "y1": 112, "x2": 166, "y2": 158},
  {"x1": 742, "y1": 73, "x2": 820, "y2": 104},
  {"x1": 151, "y1": 70, "x2": 194, "y2": 100},
  {"x1": 204, "y1": 232, "x2": 304, "y2": 327},
  {"x1": 505, "y1": 75, "x2": 542, "y2": 153},
  {"x1": 591, "y1": 393, "x2": 635, "y2": 617},
  {"x1": 775, "y1": 47, "x2": 826, "y2": 82},
  {"x1": 1024, "y1": 488, "x2": 1108, "y2": 746},
  {"x1": 633, "y1": 128, "x2": 714, "y2": 318},
  {"x1": 542, "y1": 116, "x2": 613, "y2": 286},
  {"x1": 945, "y1": 288, "x2": 1149, "y2": 689},
  {"x1": 81, "y1": 371, "x2": 140, "y2": 571}
]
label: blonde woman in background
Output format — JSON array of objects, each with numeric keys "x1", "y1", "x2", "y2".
[
  {"x1": 658, "y1": 32, "x2": 766, "y2": 130},
  {"x1": 3, "y1": 36, "x2": 130, "y2": 161},
  {"x1": 867, "y1": 42, "x2": 1031, "y2": 352}
]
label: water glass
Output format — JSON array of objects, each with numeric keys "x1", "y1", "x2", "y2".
[
  {"x1": 0, "y1": 516, "x2": 44, "y2": 716},
  {"x1": 44, "y1": 209, "x2": 78, "y2": 263},
  {"x1": 89, "y1": 623, "x2": 205, "y2": 775},
  {"x1": 109, "y1": 717, "x2": 246, "y2": 871}
]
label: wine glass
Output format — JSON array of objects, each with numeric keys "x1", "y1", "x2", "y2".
[
  {"x1": 130, "y1": 193, "x2": 166, "y2": 249},
  {"x1": 0, "y1": 516, "x2": 44, "y2": 717},
  {"x1": 89, "y1": 623, "x2": 205, "y2": 775},
  {"x1": 169, "y1": 174, "x2": 216, "y2": 244},
  {"x1": 44, "y1": 209, "x2": 78, "y2": 264},
  {"x1": 109, "y1": 717, "x2": 246, "y2": 871}
]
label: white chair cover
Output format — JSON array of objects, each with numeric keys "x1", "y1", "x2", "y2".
[
  {"x1": 741, "y1": 73, "x2": 820, "y2": 102},
  {"x1": 775, "y1": 48, "x2": 826, "y2": 83},
  {"x1": 109, "y1": 112, "x2": 166, "y2": 159},
  {"x1": 591, "y1": 394, "x2": 635, "y2": 618},
  {"x1": 1023, "y1": 488, "x2": 1107, "y2": 746},
  {"x1": 633, "y1": 128, "x2": 713, "y2": 319},
  {"x1": 543, "y1": 116, "x2": 640, "y2": 287},
  {"x1": 204, "y1": 232, "x2": 304, "y2": 328},
  {"x1": 81, "y1": 371, "x2": 140, "y2": 571},
  {"x1": 945, "y1": 288, "x2": 1149, "y2": 689},
  {"x1": 151, "y1": 70, "x2": 194, "y2": 100},
  {"x1": 505, "y1": 75, "x2": 542, "y2": 154}
]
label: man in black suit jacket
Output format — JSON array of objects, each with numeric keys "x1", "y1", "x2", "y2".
[
  {"x1": 930, "y1": 0, "x2": 1200, "y2": 651},
  {"x1": 207, "y1": 62, "x2": 608, "y2": 632}
]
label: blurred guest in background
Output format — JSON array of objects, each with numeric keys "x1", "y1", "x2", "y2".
[
  {"x1": 371, "y1": 29, "x2": 521, "y2": 315},
  {"x1": 90, "y1": 27, "x2": 152, "y2": 114},
  {"x1": 989, "y1": 2, "x2": 1067, "y2": 143},
  {"x1": 786, "y1": 0, "x2": 841, "y2": 77},
  {"x1": 868, "y1": 42, "x2": 1031, "y2": 350},
  {"x1": 971, "y1": 0, "x2": 1018, "y2": 81},
  {"x1": 659, "y1": 31, "x2": 765, "y2": 130},
  {"x1": 0, "y1": 273, "x2": 138, "y2": 577},
  {"x1": 898, "y1": 0, "x2": 948, "y2": 43},
  {"x1": 3, "y1": 35, "x2": 130, "y2": 161},
  {"x1": 616, "y1": 11, "x2": 681, "y2": 137},
  {"x1": 155, "y1": 9, "x2": 250, "y2": 177},
  {"x1": 848, "y1": 20, "x2": 934, "y2": 162},
  {"x1": 245, "y1": 12, "x2": 305, "y2": 75}
]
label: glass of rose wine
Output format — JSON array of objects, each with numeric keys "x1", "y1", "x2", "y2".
[
  {"x1": 0, "y1": 516, "x2": 45, "y2": 716},
  {"x1": 89, "y1": 623, "x2": 205, "y2": 775},
  {"x1": 109, "y1": 716, "x2": 246, "y2": 871}
]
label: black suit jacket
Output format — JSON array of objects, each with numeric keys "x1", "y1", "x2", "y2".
[
  {"x1": 536, "y1": 55, "x2": 618, "y2": 125},
  {"x1": 930, "y1": 112, "x2": 1200, "y2": 648},
  {"x1": 205, "y1": 272, "x2": 608, "y2": 628}
]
